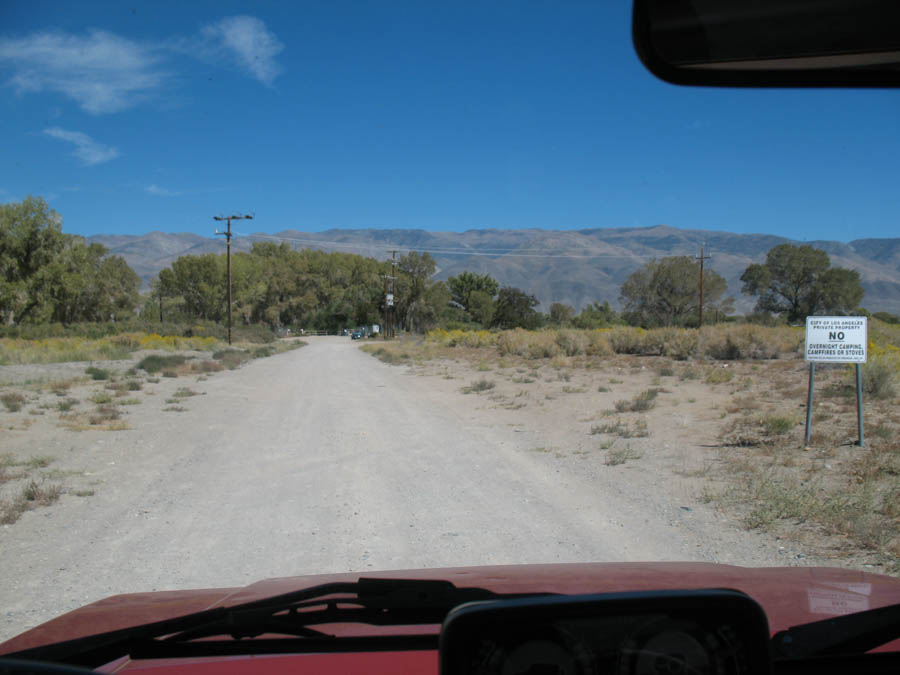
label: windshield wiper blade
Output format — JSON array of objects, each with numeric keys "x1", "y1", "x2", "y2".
[
  {"x1": 772, "y1": 602, "x2": 900, "y2": 658},
  {"x1": 6, "y1": 578, "x2": 551, "y2": 668}
]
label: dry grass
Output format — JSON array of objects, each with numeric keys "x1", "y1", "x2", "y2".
[
  {"x1": 1, "y1": 391, "x2": 26, "y2": 412},
  {"x1": 461, "y1": 379, "x2": 496, "y2": 394},
  {"x1": 591, "y1": 418, "x2": 649, "y2": 438},
  {"x1": 614, "y1": 388, "x2": 660, "y2": 413},
  {"x1": 0, "y1": 454, "x2": 65, "y2": 525},
  {"x1": 605, "y1": 444, "x2": 643, "y2": 466}
]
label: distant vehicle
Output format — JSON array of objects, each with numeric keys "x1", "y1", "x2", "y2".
[{"x1": 351, "y1": 330, "x2": 363, "y2": 340}]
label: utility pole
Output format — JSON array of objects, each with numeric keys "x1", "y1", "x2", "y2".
[
  {"x1": 214, "y1": 213, "x2": 253, "y2": 345},
  {"x1": 383, "y1": 250, "x2": 397, "y2": 338},
  {"x1": 695, "y1": 244, "x2": 711, "y2": 327}
]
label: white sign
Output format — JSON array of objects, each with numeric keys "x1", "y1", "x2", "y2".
[
  {"x1": 805, "y1": 316, "x2": 867, "y2": 363},
  {"x1": 386, "y1": 293, "x2": 394, "y2": 307}
]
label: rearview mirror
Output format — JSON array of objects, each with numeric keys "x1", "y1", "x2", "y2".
[
  {"x1": 440, "y1": 589, "x2": 771, "y2": 675},
  {"x1": 633, "y1": 0, "x2": 900, "y2": 87}
]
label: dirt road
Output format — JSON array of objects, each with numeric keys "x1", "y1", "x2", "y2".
[{"x1": 1, "y1": 337, "x2": 795, "y2": 641}]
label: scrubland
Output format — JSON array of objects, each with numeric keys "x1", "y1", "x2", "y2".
[
  {"x1": 363, "y1": 322, "x2": 900, "y2": 573},
  {"x1": 0, "y1": 332, "x2": 304, "y2": 525}
]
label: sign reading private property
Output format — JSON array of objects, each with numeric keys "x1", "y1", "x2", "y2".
[{"x1": 805, "y1": 316, "x2": 867, "y2": 363}]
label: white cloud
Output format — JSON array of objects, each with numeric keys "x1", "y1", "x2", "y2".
[
  {"x1": 1, "y1": 18, "x2": 282, "y2": 114},
  {"x1": 43, "y1": 127, "x2": 120, "y2": 166},
  {"x1": 0, "y1": 30, "x2": 166, "y2": 114},
  {"x1": 145, "y1": 184, "x2": 182, "y2": 197},
  {"x1": 201, "y1": 16, "x2": 284, "y2": 85}
]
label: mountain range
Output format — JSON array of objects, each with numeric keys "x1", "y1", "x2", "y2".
[{"x1": 87, "y1": 226, "x2": 900, "y2": 315}]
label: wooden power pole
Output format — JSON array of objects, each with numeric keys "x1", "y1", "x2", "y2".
[
  {"x1": 214, "y1": 213, "x2": 253, "y2": 345},
  {"x1": 696, "y1": 244, "x2": 711, "y2": 327},
  {"x1": 383, "y1": 250, "x2": 397, "y2": 338}
]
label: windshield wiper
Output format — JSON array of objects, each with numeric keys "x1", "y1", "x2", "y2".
[
  {"x1": 772, "y1": 602, "x2": 900, "y2": 658},
  {"x1": 7, "y1": 578, "x2": 552, "y2": 668}
]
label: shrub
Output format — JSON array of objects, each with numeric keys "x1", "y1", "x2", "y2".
[
  {"x1": 555, "y1": 330, "x2": 588, "y2": 356},
  {"x1": 860, "y1": 354, "x2": 897, "y2": 399},
  {"x1": 138, "y1": 354, "x2": 188, "y2": 373},
  {"x1": 527, "y1": 332, "x2": 561, "y2": 359},
  {"x1": 461, "y1": 330, "x2": 497, "y2": 348},
  {"x1": 705, "y1": 333, "x2": 742, "y2": 360},
  {"x1": 660, "y1": 329, "x2": 698, "y2": 360},
  {"x1": 702, "y1": 325, "x2": 797, "y2": 360},
  {"x1": 55, "y1": 398, "x2": 78, "y2": 412},
  {"x1": 195, "y1": 360, "x2": 225, "y2": 373},
  {"x1": 90, "y1": 405, "x2": 121, "y2": 424},
  {"x1": 762, "y1": 415, "x2": 794, "y2": 435},
  {"x1": 212, "y1": 349, "x2": 248, "y2": 370},
  {"x1": 605, "y1": 445, "x2": 643, "y2": 466},
  {"x1": 607, "y1": 327, "x2": 645, "y2": 354},
  {"x1": 640, "y1": 330, "x2": 667, "y2": 356},
  {"x1": 705, "y1": 367, "x2": 734, "y2": 384},
  {"x1": 231, "y1": 324, "x2": 276, "y2": 344},
  {"x1": 720, "y1": 413, "x2": 796, "y2": 446},
  {"x1": 614, "y1": 388, "x2": 659, "y2": 413},
  {"x1": 105, "y1": 380, "x2": 129, "y2": 394},
  {"x1": 1, "y1": 392, "x2": 26, "y2": 412},
  {"x1": 22, "y1": 480, "x2": 62, "y2": 506},
  {"x1": 591, "y1": 418, "x2": 649, "y2": 438},
  {"x1": 139, "y1": 333, "x2": 219, "y2": 351},
  {"x1": 585, "y1": 330, "x2": 613, "y2": 356},
  {"x1": 462, "y1": 379, "x2": 495, "y2": 394},
  {"x1": 85, "y1": 366, "x2": 110, "y2": 380}
]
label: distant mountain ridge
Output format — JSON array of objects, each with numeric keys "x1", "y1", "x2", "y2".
[{"x1": 88, "y1": 226, "x2": 900, "y2": 315}]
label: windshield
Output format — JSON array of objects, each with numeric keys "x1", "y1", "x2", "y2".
[{"x1": 0, "y1": 0, "x2": 898, "y2": 650}]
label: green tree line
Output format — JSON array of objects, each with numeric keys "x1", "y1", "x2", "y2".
[{"x1": 1, "y1": 196, "x2": 872, "y2": 333}]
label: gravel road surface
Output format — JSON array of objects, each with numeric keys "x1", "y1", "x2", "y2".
[{"x1": 1, "y1": 337, "x2": 791, "y2": 641}]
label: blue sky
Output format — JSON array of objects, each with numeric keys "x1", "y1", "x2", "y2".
[{"x1": 1, "y1": 1, "x2": 898, "y2": 242}]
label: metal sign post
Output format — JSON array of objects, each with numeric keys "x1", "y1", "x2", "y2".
[{"x1": 804, "y1": 316, "x2": 867, "y2": 448}]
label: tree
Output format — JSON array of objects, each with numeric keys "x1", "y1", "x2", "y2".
[
  {"x1": 157, "y1": 254, "x2": 226, "y2": 321},
  {"x1": 0, "y1": 196, "x2": 66, "y2": 324},
  {"x1": 740, "y1": 244, "x2": 864, "y2": 322},
  {"x1": 620, "y1": 256, "x2": 728, "y2": 327},
  {"x1": 447, "y1": 271, "x2": 499, "y2": 312},
  {"x1": 548, "y1": 302, "x2": 575, "y2": 326},
  {"x1": 814, "y1": 267, "x2": 865, "y2": 315},
  {"x1": 0, "y1": 197, "x2": 139, "y2": 324},
  {"x1": 153, "y1": 244, "x2": 393, "y2": 331},
  {"x1": 467, "y1": 290, "x2": 495, "y2": 326},
  {"x1": 492, "y1": 287, "x2": 541, "y2": 329},
  {"x1": 45, "y1": 240, "x2": 139, "y2": 323},
  {"x1": 571, "y1": 301, "x2": 617, "y2": 329},
  {"x1": 396, "y1": 251, "x2": 440, "y2": 332}
]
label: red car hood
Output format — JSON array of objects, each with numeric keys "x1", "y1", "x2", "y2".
[{"x1": 2, "y1": 562, "x2": 898, "y2": 669}]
